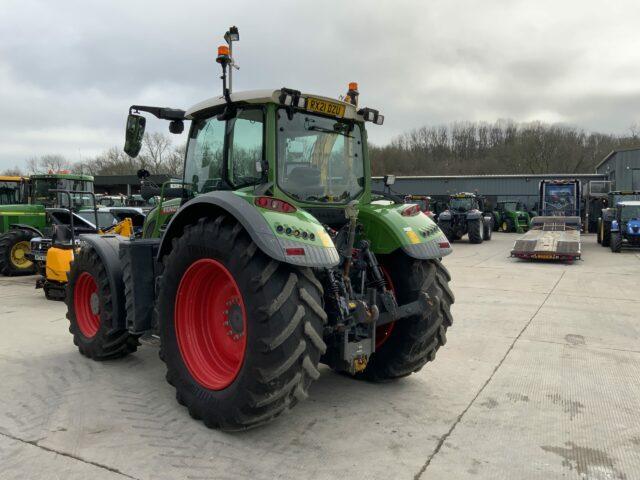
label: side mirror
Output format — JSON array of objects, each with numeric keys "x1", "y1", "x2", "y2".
[
  {"x1": 137, "y1": 169, "x2": 150, "y2": 180},
  {"x1": 384, "y1": 174, "x2": 396, "y2": 187},
  {"x1": 169, "y1": 120, "x2": 184, "y2": 134},
  {"x1": 124, "y1": 114, "x2": 146, "y2": 157}
]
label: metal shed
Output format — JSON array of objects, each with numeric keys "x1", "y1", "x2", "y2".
[{"x1": 595, "y1": 147, "x2": 640, "y2": 190}]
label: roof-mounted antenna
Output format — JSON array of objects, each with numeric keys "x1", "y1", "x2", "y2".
[
  {"x1": 224, "y1": 26, "x2": 240, "y2": 93},
  {"x1": 216, "y1": 27, "x2": 239, "y2": 120}
]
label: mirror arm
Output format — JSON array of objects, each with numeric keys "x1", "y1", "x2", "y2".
[{"x1": 129, "y1": 105, "x2": 186, "y2": 121}]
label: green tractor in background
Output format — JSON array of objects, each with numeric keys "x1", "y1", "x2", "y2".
[
  {"x1": 0, "y1": 176, "x2": 25, "y2": 205},
  {"x1": 0, "y1": 173, "x2": 94, "y2": 275},
  {"x1": 492, "y1": 201, "x2": 530, "y2": 233},
  {"x1": 64, "y1": 29, "x2": 455, "y2": 431}
]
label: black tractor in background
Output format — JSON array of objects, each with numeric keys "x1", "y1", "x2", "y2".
[{"x1": 437, "y1": 192, "x2": 493, "y2": 244}]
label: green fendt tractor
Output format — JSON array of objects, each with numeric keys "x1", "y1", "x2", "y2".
[
  {"x1": 597, "y1": 190, "x2": 640, "y2": 247},
  {"x1": 64, "y1": 29, "x2": 455, "y2": 431},
  {"x1": 0, "y1": 173, "x2": 93, "y2": 275},
  {"x1": 493, "y1": 201, "x2": 530, "y2": 233}
]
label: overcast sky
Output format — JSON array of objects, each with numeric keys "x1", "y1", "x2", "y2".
[{"x1": 2, "y1": 0, "x2": 640, "y2": 171}]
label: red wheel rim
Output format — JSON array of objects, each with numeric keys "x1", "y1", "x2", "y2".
[
  {"x1": 376, "y1": 267, "x2": 396, "y2": 349},
  {"x1": 175, "y1": 258, "x2": 247, "y2": 390},
  {"x1": 74, "y1": 272, "x2": 101, "y2": 338}
]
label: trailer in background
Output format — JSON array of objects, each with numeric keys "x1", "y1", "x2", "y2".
[{"x1": 511, "y1": 179, "x2": 582, "y2": 263}]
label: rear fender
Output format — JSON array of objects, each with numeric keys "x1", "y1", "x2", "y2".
[
  {"x1": 158, "y1": 191, "x2": 340, "y2": 268},
  {"x1": 77, "y1": 234, "x2": 127, "y2": 330},
  {"x1": 358, "y1": 202, "x2": 452, "y2": 259},
  {"x1": 9, "y1": 224, "x2": 44, "y2": 237}
]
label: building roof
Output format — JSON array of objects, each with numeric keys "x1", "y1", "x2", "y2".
[
  {"x1": 372, "y1": 173, "x2": 604, "y2": 180},
  {"x1": 595, "y1": 146, "x2": 640, "y2": 170},
  {"x1": 185, "y1": 89, "x2": 359, "y2": 119}
]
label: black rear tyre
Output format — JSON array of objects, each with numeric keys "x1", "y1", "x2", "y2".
[
  {"x1": 0, "y1": 229, "x2": 37, "y2": 276},
  {"x1": 468, "y1": 219, "x2": 484, "y2": 244},
  {"x1": 157, "y1": 217, "x2": 326, "y2": 431},
  {"x1": 358, "y1": 251, "x2": 454, "y2": 381},
  {"x1": 66, "y1": 247, "x2": 140, "y2": 360},
  {"x1": 437, "y1": 220, "x2": 455, "y2": 242}
]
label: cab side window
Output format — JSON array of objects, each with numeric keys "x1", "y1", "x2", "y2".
[
  {"x1": 228, "y1": 109, "x2": 264, "y2": 186},
  {"x1": 185, "y1": 117, "x2": 225, "y2": 193}
]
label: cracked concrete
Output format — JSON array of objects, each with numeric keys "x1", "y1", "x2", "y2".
[{"x1": 1, "y1": 233, "x2": 639, "y2": 479}]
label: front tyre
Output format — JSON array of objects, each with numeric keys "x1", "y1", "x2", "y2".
[
  {"x1": 610, "y1": 232, "x2": 622, "y2": 252},
  {"x1": 483, "y1": 219, "x2": 492, "y2": 240},
  {"x1": 602, "y1": 220, "x2": 611, "y2": 247},
  {"x1": 359, "y1": 251, "x2": 454, "y2": 381},
  {"x1": 66, "y1": 248, "x2": 140, "y2": 359},
  {"x1": 157, "y1": 217, "x2": 326, "y2": 431},
  {"x1": 0, "y1": 229, "x2": 37, "y2": 276},
  {"x1": 468, "y1": 219, "x2": 484, "y2": 244}
]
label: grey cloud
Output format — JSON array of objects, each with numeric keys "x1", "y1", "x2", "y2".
[{"x1": 1, "y1": 0, "x2": 640, "y2": 169}]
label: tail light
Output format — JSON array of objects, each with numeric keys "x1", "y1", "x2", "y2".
[
  {"x1": 401, "y1": 204, "x2": 421, "y2": 216},
  {"x1": 255, "y1": 197, "x2": 297, "y2": 213}
]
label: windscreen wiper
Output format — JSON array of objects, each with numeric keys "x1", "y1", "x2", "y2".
[{"x1": 306, "y1": 125, "x2": 354, "y2": 138}]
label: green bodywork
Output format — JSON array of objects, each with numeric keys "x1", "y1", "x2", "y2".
[{"x1": 0, "y1": 174, "x2": 94, "y2": 235}]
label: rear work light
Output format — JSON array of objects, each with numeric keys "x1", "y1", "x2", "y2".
[
  {"x1": 254, "y1": 196, "x2": 297, "y2": 213},
  {"x1": 401, "y1": 204, "x2": 421, "y2": 216}
]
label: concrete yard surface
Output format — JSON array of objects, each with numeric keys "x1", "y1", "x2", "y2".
[{"x1": 0, "y1": 233, "x2": 639, "y2": 480}]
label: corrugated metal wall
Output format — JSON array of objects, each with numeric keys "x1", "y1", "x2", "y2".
[{"x1": 596, "y1": 149, "x2": 640, "y2": 190}]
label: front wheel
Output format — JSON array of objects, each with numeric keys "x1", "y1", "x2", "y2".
[
  {"x1": 66, "y1": 247, "x2": 140, "y2": 359},
  {"x1": 0, "y1": 229, "x2": 37, "y2": 276},
  {"x1": 358, "y1": 251, "x2": 454, "y2": 381},
  {"x1": 483, "y1": 219, "x2": 492, "y2": 240},
  {"x1": 610, "y1": 232, "x2": 622, "y2": 252},
  {"x1": 157, "y1": 217, "x2": 326, "y2": 431},
  {"x1": 468, "y1": 219, "x2": 484, "y2": 244},
  {"x1": 602, "y1": 221, "x2": 611, "y2": 247}
]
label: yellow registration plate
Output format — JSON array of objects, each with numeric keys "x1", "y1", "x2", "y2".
[
  {"x1": 306, "y1": 97, "x2": 346, "y2": 118},
  {"x1": 535, "y1": 253, "x2": 554, "y2": 259}
]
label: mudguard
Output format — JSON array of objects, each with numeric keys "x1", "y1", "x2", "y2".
[
  {"x1": 438, "y1": 211, "x2": 452, "y2": 221},
  {"x1": 157, "y1": 191, "x2": 340, "y2": 268},
  {"x1": 9, "y1": 224, "x2": 44, "y2": 237},
  {"x1": 601, "y1": 209, "x2": 615, "y2": 222},
  {"x1": 77, "y1": 234, "x2": 128, "y2": 330},
  {"x1": 466, "y1": 210, "x2": 482, "y2": 220},
  {"x1": 358, "y1": 202, "x2": 452, "y2": 259}
]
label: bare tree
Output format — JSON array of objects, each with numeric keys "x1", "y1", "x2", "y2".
[{"x1": 1, "y1": 167, "x2": 24, "y2": 176}]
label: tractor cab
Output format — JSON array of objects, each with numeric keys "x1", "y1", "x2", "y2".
[
  {"x1": 28, "y1": 173, "x2": 95, "y2": 210},
  {"x1": 448, "y1": 193, "x2": 480, "y2": 213},
  {"x1": 0, "y1": 176, "x2": 25, "y2": 205}
]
